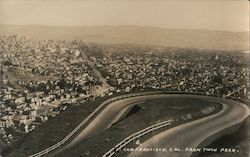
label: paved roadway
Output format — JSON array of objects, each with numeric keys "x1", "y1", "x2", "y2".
[
  {"x1": 61, "y1": 94, "x2": 181, "y2": 151},
  {"x1": 53, "y1": 94, "x2": 249, "y2": 157},
  {"x1": 127, "y1": 97, "x2": 250, "y2": 157}
]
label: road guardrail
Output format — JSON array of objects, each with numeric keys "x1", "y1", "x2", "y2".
[
  {"x1": 103, "y1": 119, "x2": 172, "y2": 157},
  {"x1": 29, "y1": 91, "x2": 237, "y2": 157}
]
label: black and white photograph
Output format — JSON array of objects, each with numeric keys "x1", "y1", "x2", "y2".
[{"x1": 0, "y1": 0, "x2": 249, "y2": 157}]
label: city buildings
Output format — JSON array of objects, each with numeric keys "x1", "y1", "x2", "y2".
[{"x1": 0, "y1": 35, "x2": 248, "y2": 146}]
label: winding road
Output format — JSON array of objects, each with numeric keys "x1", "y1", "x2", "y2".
[
  {"x1": 61, "y1": 94, "x2": 181, "y2": 151},
  {"x1": 127, "y1": 98, "x2": 250, "y2": 157},
  {"x1": 54, "y1": 94, "x2": 249, "y2": 157}
]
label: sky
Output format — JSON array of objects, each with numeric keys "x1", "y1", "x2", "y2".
[{"x1": 0, "y1": 0, "x2": 249, "y2": 32}]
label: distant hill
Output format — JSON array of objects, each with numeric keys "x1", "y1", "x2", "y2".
[{"x1": 0, "y1": 25, "x2": 248, "y2": 51}]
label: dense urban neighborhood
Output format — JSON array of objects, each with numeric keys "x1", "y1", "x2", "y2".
[{"x1": 0, "y1": 35, "x2": 249, "y2": 154}]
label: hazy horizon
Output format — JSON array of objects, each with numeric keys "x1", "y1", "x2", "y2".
[
  {"x1": 0, "y1": 24, "x2": 249, "y2": 33},
  {"x1": 0, "y1": 0, "x2": 249, "y2": 32},
  {"x1": 0, "y1": 24, "x2": 248, "y2": 51}
]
